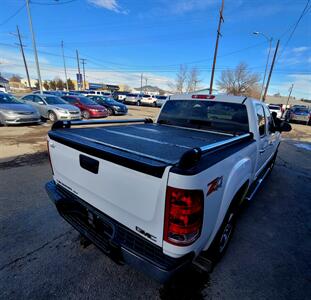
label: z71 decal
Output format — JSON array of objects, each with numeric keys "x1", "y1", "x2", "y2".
[{"x1": 207, "y1": 176, "x2": 223, "y2": 196}]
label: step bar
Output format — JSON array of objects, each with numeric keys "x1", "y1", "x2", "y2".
[{"x1": 245, "y1": 165, "x2": 272, "y2": 201}]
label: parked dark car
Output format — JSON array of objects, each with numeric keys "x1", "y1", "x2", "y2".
[
  {"x1": 62, "y1": 95, "x2": 108, "y2": 119},
  {"x1": 87, "y1": 95, "x2": 128, "y2": 115},
  {"x1": 0, "y1": 92, "x2": 41, "y2": 125}
]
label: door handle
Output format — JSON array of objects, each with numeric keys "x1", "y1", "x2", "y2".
[{"x1": 259, "y1": 149, "x2": 265, "y2": 154}]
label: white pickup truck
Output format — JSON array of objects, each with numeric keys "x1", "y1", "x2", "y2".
[{"x1": 45, "y1": 94, "x2": 291, "y2": 282}]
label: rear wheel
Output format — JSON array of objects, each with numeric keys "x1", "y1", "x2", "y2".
[
  {"x1": 82, "y1": 110, "x2": 90, "y2": 119},
  {"x1": 48, "y1": 111, "x2": 57, "y2": 122},
  {"x1": 136, "y1": 101, "x2": 141, "y2": 106},
  {"x1": 153, "y1": 102, "x2": 157, "y2": 107},
  {"x1": 205, "y1": 185, "x2": 247, "y2": 263},
  {"x1": 107, "y1": 107, "x2": 113, "y2": 116},
  {"x1": 207, "y1": 205, "x2": 237, "y2": 262}
]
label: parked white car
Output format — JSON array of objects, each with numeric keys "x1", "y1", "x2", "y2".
[
  {"x1": 268, "y1": 104, "x2": 282, "y2": 118},
  {"x1": 139, "y1": 95, "x2": 158, "y2": 106}
]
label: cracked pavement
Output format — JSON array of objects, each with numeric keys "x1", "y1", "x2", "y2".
[{"x1": 0, "y1": 122, "x2": 311, "y2": 299}]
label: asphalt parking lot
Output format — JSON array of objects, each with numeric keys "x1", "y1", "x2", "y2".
[{"x1": 1, "y1": 106, "x2": 311, "y2": 299}]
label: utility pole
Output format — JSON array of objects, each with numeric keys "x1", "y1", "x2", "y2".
[
  {"x1": 140, "y1": 73, "x2": 143, "y2": 94},
  {"x1": 286, "y1": 84, "x2": 294, "y2": 108},
  {"x1": 14, "y1": 26, "x2": 31, "y2": 89},
  {"x1": 145, "y1": 77, "x2": 148, "y2": 93},
  {"x1": 76, "y1": 49, "x2": 81, "y2": 90},
  {"x1": 25, "y1": 0, "x2": 42, "y2": 93},
  {"x1": 61, "y1": 41, "x2": 69, "y2": 91},
  {"x1": 209, "y1": 0, "x2": 224, "y2": 95},
  {"x1": 80, "y1": 58, "x2": 87, "y2": 90},
  {"x1": 263, "y1": 39, "x2": 280, "y2": 102}
]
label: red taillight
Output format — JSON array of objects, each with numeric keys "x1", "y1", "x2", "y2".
[
  {"x1": 47, "y1": 140, "x2": 54, "y2": 175},
  {"x1": 192, "y1": 94, "x2": 215, "y2": 99},
  {"x1": 164, "y1": 186, "x2": 204, "y2": 246}
]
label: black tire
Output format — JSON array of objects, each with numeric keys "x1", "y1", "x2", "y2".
[
  {"x1": 153, "y1": 102, "x2": 157, "y2": 107},
  {"x1": 82, "y1": 110, "x2": 90, "y2": 119},
  {"x1": 136, "y1": 101, "x2": 141, "y2": 106},
  {"x1": 107, "y1": 107, "x2": 113, "y2": 116},
  {"x1": 205, "y1": 185, "x2": 247, "y2": 263},
  {"x1": 48, "y1": 111, "x2": 57, "y2": 122}
]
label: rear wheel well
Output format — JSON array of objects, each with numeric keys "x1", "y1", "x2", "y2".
[
  {"x1": 231, "y1": 180, "x2": 249, "y2": 209},
  {"x1": 203, "y1": 180, "x2": 250, "y2": 263}
]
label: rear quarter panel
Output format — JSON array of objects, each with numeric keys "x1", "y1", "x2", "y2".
[{"x1": 163, "y1": 141, "x2": 256, "y2": 258}]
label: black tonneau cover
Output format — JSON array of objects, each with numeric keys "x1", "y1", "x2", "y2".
[{"x1": 48, "y1": 123, "x2": 231, "y2": 177}]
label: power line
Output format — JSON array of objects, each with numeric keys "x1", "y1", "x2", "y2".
[
  {"x1": 31, "y1": 0, "x2": 78, "y2": 5},
  {"x1": 0, "y1": 3, "x2": 26, "y2": 26},
  {"x1": 277, "y1": 0, "x2": 310, "y2": 60}
]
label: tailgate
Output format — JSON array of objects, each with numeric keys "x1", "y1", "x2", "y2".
[{"x1": 48, "y1": 138, "x2": 170, "y2": 247}]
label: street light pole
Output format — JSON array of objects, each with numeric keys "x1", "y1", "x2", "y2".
[
  {"x1": 25, "y1": 0, "x2": 42, "y2": 93},
  {"x1": 253, "y1": 32, "x2": 273, "y2": 100}
]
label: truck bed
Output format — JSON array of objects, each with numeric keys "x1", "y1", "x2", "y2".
[{"x1": 48, "y1": 123, "x2": 231, "y2": 177}]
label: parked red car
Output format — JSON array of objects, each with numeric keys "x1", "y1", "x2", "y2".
[{"x1": 62, "y1": 95, "x2": 108, "y2": 119}]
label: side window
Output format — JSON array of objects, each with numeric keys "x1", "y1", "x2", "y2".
[
  {"x1": 256, "y1": 104, "x2": 266, "y2": 137},
  {"x1": 65, "y1": 97, "x2": 75, "y2": 104},
  {"x1": 264, "y1": 106, "x2": 274, "y2": 134},
  {"x1": 34, "y1": 96, "x2": 43, "y2": 103},
  {"x1": 23, "y1": 95, "x2": 34, "y2": 101}
]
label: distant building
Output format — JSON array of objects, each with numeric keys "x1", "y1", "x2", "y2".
[
  {"x1": 0, "y1": 75, "x2": 9, "y2": 92},
  {"x1": 20, "y1": 78, "x2": 38, "y2": 89}
]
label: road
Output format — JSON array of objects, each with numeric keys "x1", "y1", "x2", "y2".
[{"x1": 0, "y1": 107, "x2": 311, "y2": 299}]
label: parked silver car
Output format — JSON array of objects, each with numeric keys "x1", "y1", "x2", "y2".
[
  {"x1": 285, "y1": 106, "x2": 310, "y2": 125},
  {"x1": 0, "y1": 93, "x2": 41, "y2": 125},
  {"x1": 124, "y1": 93, "x2": 140, "y2": 105},
  {"x1": 21, "y1": 94, "x2": 81, "y2": 122},
  {"x1": 155, "y1": 95, "x2": 167, "y2": 107}
]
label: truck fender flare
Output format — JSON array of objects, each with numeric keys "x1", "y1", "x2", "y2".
[{"x1": 203, "y1": 158, "x2": 251, "y2": 251}]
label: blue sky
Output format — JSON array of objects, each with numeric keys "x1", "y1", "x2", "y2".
[{"x1": 0, "y1": 0, "x2": 310, "y2": 98}]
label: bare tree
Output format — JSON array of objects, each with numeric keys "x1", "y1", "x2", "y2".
[
  {"x1": 9, "y1": 75, "x2": 22, "y2": 83},
  {"x1": 122, "y1": 84, "x2": 131, "y2": 92},
  {"x1": 175, "y1": 65, "x2": 188, "y2": 93},
  {"x1": 67, "y1": 78, "x2": 75, "y2": 90},
  {"x1": 56, "y1": 78, "x2": 64, "y2": 90},
  {"x1": 217, "y1": 63, "x2": 261, "y2": 97},
  {"x1": 43, "y1": 81, "x2": 49, "y2": 90},
  {"x1": 187, "y1": 67, "x2": 201, "y2": 92},
  {"x1": 49, "y1": 80, "x2": 56, "y2": 90}
]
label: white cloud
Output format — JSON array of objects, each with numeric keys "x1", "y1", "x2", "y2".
[
  {"x1": 270, "y1": 74, "x2": 311, "y2": 99},
  {"x1": 87, "y1": 0, "x2": 127, "y2": 14},
  {"x1": 0, "y1": 49, "x2": 173, "y2": 90},
  {"x1": 292, "y1": 47, "x2": 309, "y2": 53},
  {"x1": 149, "y1": 0, "x2": 217, "y2": 16}
]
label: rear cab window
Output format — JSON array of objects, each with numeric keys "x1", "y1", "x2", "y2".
[{"x1": 158, "y1": 100, "x2": 249, "y2": 134}]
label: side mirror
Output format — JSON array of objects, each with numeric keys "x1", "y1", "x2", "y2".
[
  {"x1": 38, "y1": 101, "x2": 45, "y2": 105},
  {"x1": 278, "y1": 121, "x2": 292, "y2": 132}
]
